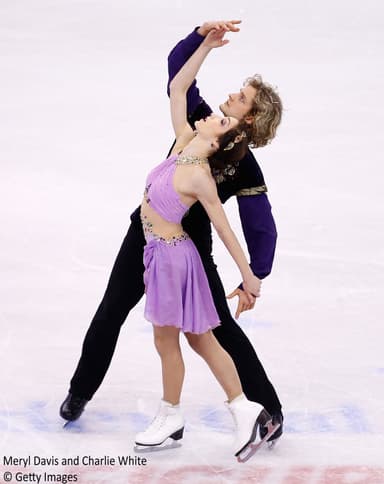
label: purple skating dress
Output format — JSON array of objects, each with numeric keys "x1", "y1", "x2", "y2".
[{"x1": 141, "y1": 154, "x2": 220, "y2": 334}]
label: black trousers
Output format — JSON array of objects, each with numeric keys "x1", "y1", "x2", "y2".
[{"x1": 69, "y1": 212, "x2": 282, "y2": 415}]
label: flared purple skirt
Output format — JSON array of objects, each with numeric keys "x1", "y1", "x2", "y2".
[{"x1": 143, "y1": 236, "x2": 220, "y2": 334}]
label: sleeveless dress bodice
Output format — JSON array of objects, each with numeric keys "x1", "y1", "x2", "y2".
[{"x1": 144, "y1": 154, "x2": 189, "y2": 224}]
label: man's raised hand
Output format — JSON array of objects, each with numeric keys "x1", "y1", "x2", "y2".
[{"x1": 202, "y1": 28, "x2": 230, "y2": 49}]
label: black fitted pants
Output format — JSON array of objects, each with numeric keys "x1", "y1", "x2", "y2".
[{"x1": 69, "y1": 212, "x2": 282, "y2": 415}]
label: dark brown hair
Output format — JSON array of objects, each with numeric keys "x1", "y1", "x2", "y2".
[{"x1": 208, "y1": 123, "x2": 248, "y2": 171}]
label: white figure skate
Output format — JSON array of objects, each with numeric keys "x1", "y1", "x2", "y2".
[
  {"x1": 226, "y1": 393, "x2": 281, "y2": 463},
  {"x1": 135, "y1": 400, "x2": 185, "y2": 447}
]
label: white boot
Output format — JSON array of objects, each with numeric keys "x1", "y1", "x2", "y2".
[
  {"x1": 226, "y1": 393, "x2": 267, "y2": 457},
  {"x1": 135, "y1": 400, "x2": 185, "y2": 446}
]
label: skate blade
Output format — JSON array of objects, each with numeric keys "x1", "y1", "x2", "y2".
[
  {"x1": 134, "y1": 440, "x2": 182, "y2": 454},
  {"x1": 62, "y1": 419, "x2": 83, "y2": 431},
  {"x1": 237, "y1": 421, "x2": 281, "y2": 463},
  {"x1": 62, "y1": 420, "x2": 78, "y2": 429},
  {"x1": 267, "y1": 439, "x2": 278, "y2": 450},
  {"x1": 267, "y1": 430, "x2": 282, "y2": 450}
]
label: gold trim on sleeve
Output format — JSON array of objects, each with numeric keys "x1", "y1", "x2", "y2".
[{"x1": 235, "y1": 185, "x2": 268, "y2": 196}]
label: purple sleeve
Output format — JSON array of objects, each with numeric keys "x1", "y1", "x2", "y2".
[
  {"x1": 167, "y1": 28, "x2": 205, "y2": 116},
  {"x1": 237, "y1": 194, "x2": 277, "y2": 283}
]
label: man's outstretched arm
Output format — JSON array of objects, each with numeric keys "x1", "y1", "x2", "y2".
[
  {"x1": 237, "y1": 192, "x2": 277, "y2": 280},
  {"x1": 227, "y1": 192, "x2": 277, "y2": 318},
  {"x1": 222, "y1": 149, "x2": 277, "y2": 281},
  {"x1": 223, "y1": 146, "x2": 277, "y2": 317}
]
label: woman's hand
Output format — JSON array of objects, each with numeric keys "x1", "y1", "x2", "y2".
[
  {"x1": 202, "y1": 28, "x2": 230, "y2": 49},
  {"x1": 227, "y1": 287, "x2": 257, "y2": 319},
  {"x1": 242, "y1": 275, "x2": 262, "y2": 304}
]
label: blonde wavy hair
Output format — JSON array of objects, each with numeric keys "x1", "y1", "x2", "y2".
[{"x1": 244, "y1": 74, "x2": 282, "y2": 148}]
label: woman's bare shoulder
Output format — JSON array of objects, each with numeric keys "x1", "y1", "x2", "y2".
[{"x1": 186, "y1": 166, "x2": 217, "y2": 198}]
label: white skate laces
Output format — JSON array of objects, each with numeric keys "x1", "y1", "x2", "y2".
[{"x1": 144, "y1": 412, "x2": 167, "y2": 434}]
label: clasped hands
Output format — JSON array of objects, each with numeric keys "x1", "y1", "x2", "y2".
[
  {"x1": 199, "y1": 19, "x2": 241, "y2": 48},
  {"x1": 228, "y1": 275, "x2": 261, "y2": 319}
]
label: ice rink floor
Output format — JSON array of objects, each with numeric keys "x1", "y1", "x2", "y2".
[{"x1": 1, "y1": 1, "x2": 384, "y2": 482}]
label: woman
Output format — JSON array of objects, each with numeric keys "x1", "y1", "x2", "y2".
[{"x1": 135, "y1": 28, "x2": 275, "y2": 460}]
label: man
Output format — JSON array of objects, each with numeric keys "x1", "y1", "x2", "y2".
[{"x1": 60, "y1": 20, "x2": 283, "y2": 444}]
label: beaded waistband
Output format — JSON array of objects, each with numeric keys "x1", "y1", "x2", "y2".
[{"x1": 141, "y1": 214, "x2": 189, "y2": 246}]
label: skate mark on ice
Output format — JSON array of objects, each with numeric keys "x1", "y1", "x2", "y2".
[
  {"x1": 199, "y1": 406, "x2": 232, "y2": 433},
  {"x1": 340, "y1": 404, "x2": 370, "y2": 433},
  {"x1": 284, "y1": 405, "x2": 371, "y2": 434}
]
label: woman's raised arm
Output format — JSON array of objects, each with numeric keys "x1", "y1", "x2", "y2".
[{"x1": 169, "y1": 29, "x2": 230, "y2": 140}]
